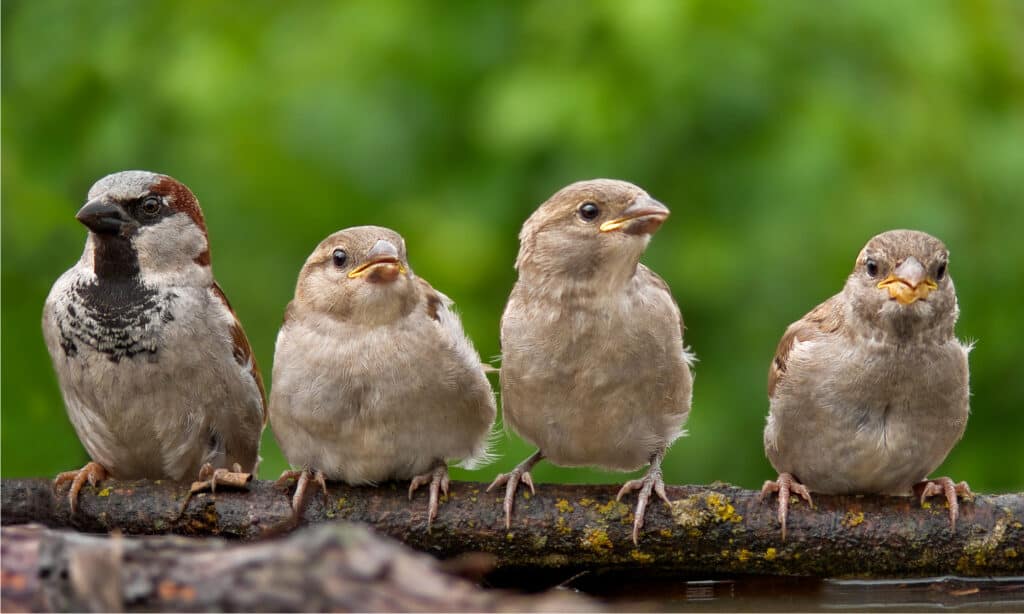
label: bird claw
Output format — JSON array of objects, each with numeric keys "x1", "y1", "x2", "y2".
[
  {"x1": 54, "y1": 461, "x2": 108, "y2": 514},
  {"x1": 520, "y1": 471, "x2": 536, "y2": 496},
  {"x1": 177, "y1": 463, "x2": 252, "y2": 518},
  {"x1": 615, "y1": 478, "x2": 643, "y2": 501},
  {"x1": 192, "y1": 462, "x2": 246, "y2": 494},
  {"x1": 616, "y1": 463, "x2": 670, "y2": 545},
  {"x1": 276, "y1": 468, "x2": 329, "y2": 522},
  {"x1": 760, "y1": 473, "x2": 812, "y2": 541},
  {"x1": 409, "y1": 463, "x2": 450, "y2": 530},
  {"x1": 487, "y1": 468, "x2": 534, "y2": 530},
  {"x1": 274, "y1": 469, "x2": 303, "y2": 488},
  {"x1": 916, "y1": 476, "x2": 972, "y2": 532},
  {"x1": 487, "y1": 470, "x2": 536, "y2": 495},
  {"x1": 487, "y1": 451, "x2": 543, "y2": 531}
]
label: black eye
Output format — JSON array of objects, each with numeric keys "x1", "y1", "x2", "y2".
[
  {"x1": 332, "y1": 249, "x2": 348, "y2": 267},
  {"x1": 141, "y1": 196, "x2": 161, "y2": 216},
  {"x1": 936, "y1": 261, "x2": 947, "y2": 281},
  {"x1": 578, "y1": 202, "x2": 600, "y2": 221},
  {"x1": 865, "y1": 258, "x2": 879, "y2": 277}
]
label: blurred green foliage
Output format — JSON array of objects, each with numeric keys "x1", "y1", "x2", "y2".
[{"x1": 3, "y1": 1, "x2": 1023, "y2": 491}]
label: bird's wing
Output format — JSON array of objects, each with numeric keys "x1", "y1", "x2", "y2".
[
  {"x1": 768, "y1": 295, "x2": 845, "y2": 399},
  {"x1": 211, "y1": 282, "x2": 267, "y2": 427},
  {"x1": 413, "y1": 277, "x2": 496, "y2": 467},
  {"x1": 414, "y1": 277, "x2": 495, "y2": 374},
  {"x1": 636, "y1": 264, "x2": 685, "y2": 334},
  {"x1": 415, "y1": 277, "x2": 469, "y2": 349},
  {"x1": 414, "y1": 277, "x2": 453, "y2": 324}
]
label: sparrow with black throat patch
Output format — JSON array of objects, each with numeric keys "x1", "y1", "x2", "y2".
[
  {"x1": 492, "y1": 179, "x2": 694, "y2": 544},
  {"x1": 762, "y1": 229, "x2": 972, "y2": 539},
  {"x1": 43, "y1": 171, "x2": 266, "y2": 512},
  {"x1": 270, "y1": 226, "x2": 496, "y2": 529}
]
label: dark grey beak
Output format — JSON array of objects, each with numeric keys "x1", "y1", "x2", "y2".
[
  {"x1": 76, "y1": 200, "x2": 129, "y2": 235},
  {"x1": 365, "y1": 239, "x2": 400, "y2": 262},
  {"x1": 893, "y1": 256, "x2": 928, "y2": 289}
]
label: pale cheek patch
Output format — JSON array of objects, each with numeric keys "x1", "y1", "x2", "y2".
[
  {"x1": 134, "y1": 213, "x2": 211, "y2": 288},
  {"x1": 133, "y1": 214, "x2": 210, "y2": 284}
]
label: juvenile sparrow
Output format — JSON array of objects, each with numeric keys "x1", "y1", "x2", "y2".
[
  {"x1": 43, "y1": 171, "x2": 266, "y2": 511},
  {"x1": 762, "y1": 229, "x2": 972, "y2": 538},
  {"x1": 492, "y1": 179, "x2": 694, "y2": 544},
  {"x1": 270, "y1": 226, "x2": 496, "y2": 528}
]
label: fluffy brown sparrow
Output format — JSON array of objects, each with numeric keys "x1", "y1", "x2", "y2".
[
  {"x1": 270, "y1": 226, "x2": 496, "y2": 528},
  {"x1": 43, "y1": 171, "x2": 266, "y2": 512},
  {"x1": 492, "y1": 179, "x2": 694, "y2": 544},
  {"x1": 762, "y1": 229, "x2": 972, "y2": 538}
]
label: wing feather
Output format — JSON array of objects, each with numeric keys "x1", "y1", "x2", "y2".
[
  {"x1": 768, "y1": 295, "x2": 844, "y2": 398},
  {"x1": 211, "y1": 282, "x2": 267, "y2": 426}
]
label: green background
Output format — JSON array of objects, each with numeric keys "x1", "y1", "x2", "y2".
[{"x1": 3, "y1": 1, "x2": 1023, "y2": 492}]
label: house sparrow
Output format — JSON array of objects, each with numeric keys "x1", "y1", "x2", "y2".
[
  {"x1": 762, "y1": 229, "x2": 972, "y2": 538},
  {"x1": 491, "y1": 179, "x2": 694, "y2": 544},
  {"x1": 270, "y1": 226, "x2": 496, "y2": 528},
  {"x1": 43, "y1": 171, "x2": 266, "y2": 512}
]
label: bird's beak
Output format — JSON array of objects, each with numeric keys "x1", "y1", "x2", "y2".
[
  {"x1": 599, "y1": 195, "x2": 670, "y2": 235},
  {"x1": 876, "y1": 256, "x2": 938, "y2": 305},
  {"x1": 347, "y1": 239, "x2": 407, "y2": 283},
  {"x1": 76, "y1": 200, "x2": 130, "y2": 236}
]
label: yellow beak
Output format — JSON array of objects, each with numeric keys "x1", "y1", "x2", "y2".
[
  {"x1": 876, "y1": 256, "x2": 937, "y2": 305},
  {"x1": 599, "y1": 196, "x2": 670, "y2": 234},
  {"x1": 347, "y1": 258, "x2": 407, "y2": 279},
  {"x1": 347, "y1": 239, "x2": 407, "y2": 280},
  {"x1": 877, "y1": 274, "x2": 938, "y2": 305}
]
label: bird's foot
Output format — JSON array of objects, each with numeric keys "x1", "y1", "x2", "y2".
[
  {"x1": 486, "y1": 450, "x2": 543, "y2": 530},
  {"x1": 759, "y1": 472, "x2": 813, "y2": 541},
  {"x1": 192, "y1": 462, "x2": 251, "y2": 494},
  {"x1": 408, "y1": 462, "x2": 450, "y2": 531},
  {"x1": 915, "y1": 476, "x2": 973, "y2": 532},
  {"x1": 275, "y1": 468, "x2": 329, "y2": 521},
  {"x1": 54, "y1": 461, "x2": 108, "y2": 514},
  {"x1": 274, "y1": 469, "x2": 305, "y2": 488},
  {"x1": 616, "y1": 454, "x2": 671, "y2": 545},
  {"x1": 177, "y1": 463, "x2": 252, "y2": 517}
]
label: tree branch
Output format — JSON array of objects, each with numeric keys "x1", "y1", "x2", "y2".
[
  {"x1": 3, "y1": 478, "x2": 1022, "y2": 577},
  {"x1": 0, "y1": 523, "x2": 598, "y2": 612}
]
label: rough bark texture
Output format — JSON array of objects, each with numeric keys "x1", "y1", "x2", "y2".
[
  {"x1": 0, "y1": 523, "x2": 598, "y2": 612},
  {"x1": 3, "y1": 478, "x2": 1022, "y2": 577}
]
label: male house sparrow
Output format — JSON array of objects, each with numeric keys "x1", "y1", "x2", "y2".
[
  {"x1": 762, "y1": 229, "x2": 972, "y2": 538},
  {"x1": 270, "y1": 226, "x2": 496, "y2": 528},
  {"x1": 43, "y1": 171, "x2": 266, "y2": 511},
  {"x1": 492, "y1": 179, "x2": 694, "y2": 544}
]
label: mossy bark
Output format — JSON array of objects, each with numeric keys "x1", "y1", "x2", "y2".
[{"x1": 3, "y1": 478, "x2": 1022, "y2": 577}]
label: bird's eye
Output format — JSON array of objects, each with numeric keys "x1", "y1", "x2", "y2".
[
  {"x1": 332, "y1": 249, "x2": 348, "y2": 268},
  {"x1": 865, "y1": 258, "x2": 879, "y2": 277},
  {"x1": 936, "y1": 261, "x2": 947, "y2": 281},
  {"x1": 578, "y1": 202, "x2": 600, "y2": 221},
  {"x1": 140, "y1": 196, "x2": 161, "y2": 216}
]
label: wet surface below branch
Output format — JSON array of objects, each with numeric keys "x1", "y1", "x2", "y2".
[{"x1": 551, "y1": 572, "x2": 1024, "y2": 612}]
